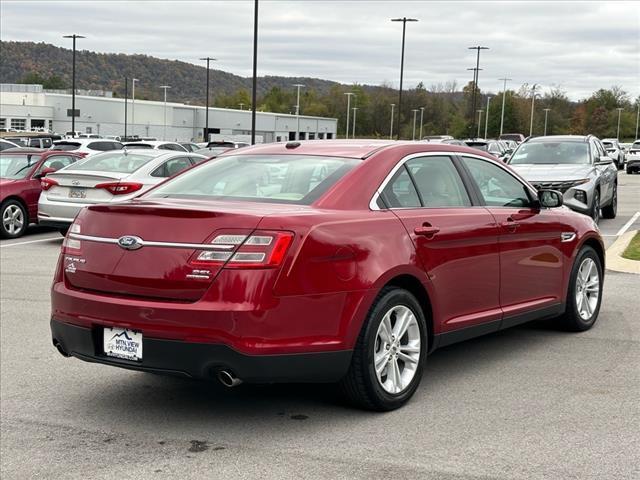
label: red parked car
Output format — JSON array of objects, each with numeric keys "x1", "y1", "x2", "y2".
[
  {"x1": 0, "y1": 149, "x2": 82, "y2": 238},
  {"x1": 50, "y1": 141, "x2": 605, "y2": 410}
]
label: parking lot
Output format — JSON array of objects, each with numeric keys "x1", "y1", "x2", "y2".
[{"x1": 0, "y1": 172, "x2": 637, "y2": 479}]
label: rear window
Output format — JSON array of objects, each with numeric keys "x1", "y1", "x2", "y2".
[
  {"x1": 147, "y1": 154, "x2": 359, "y2": 205},
  {"x1": 88, "y1": 141, "x2": 123, "y2": 151},
  {"x1": 52, "y1": 142, "x2": 81, "y2": 151},
  {"x1": 71, "y1": 151, "x2": 156, "y2": 173},
  {"x1": 125, "y1": 143, "x2": 153, "y2": 149}
]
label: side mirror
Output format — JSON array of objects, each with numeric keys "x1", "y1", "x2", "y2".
[
  {"x1": 34, "y1": 167, "x2": 57, "y2": 179},
  {"x1": 597, "y1": 156, "x2": 614, "y2": 165},
  {"x1": 538, "y1": 189, "x2": 563, "y2": 208}
]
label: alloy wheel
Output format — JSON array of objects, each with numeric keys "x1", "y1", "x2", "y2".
[
  {"x1": 2, "y1": 204, "x2": 25, "y2": 236},
  {"x1": 591, "y1": 192, "x2": 600, "y2": 223},
  {"x1": 575, "y1": 258, "x2": 600, "y2": 321},
  {"x1": 373, "y1": 305, "x2": 421, "y2": 394}
]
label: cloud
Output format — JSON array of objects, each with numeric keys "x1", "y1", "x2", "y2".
[{"x1": 1, "y1": 0, "x2": 638, "y2": 101}]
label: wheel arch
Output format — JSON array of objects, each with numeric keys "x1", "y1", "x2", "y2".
[{"x1": 579, "y1": 235, "x2": 605, "y2": 272}]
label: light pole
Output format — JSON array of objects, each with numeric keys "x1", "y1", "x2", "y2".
[
  {"x1": 200, "y1": 57, "x2": 217, "y2": 142},
  {"x1": 529, "y1": 84, "x2": 539, "y2": 137},
  {"x1": 477, "y1": 109, "x2": 484, "y2": 139},
  {"x1": 352, "y1": 107, "x2": 358, "y2": 139},
  {"x1": 499, "y1": 77, "x2": 512, "y2": 136},
  {"x1": 131, "y1": 78, "x2": 138, "y2": 137},
  {"x1": 389, "y1": 103, "x2": 395, "y2": 139},
  {"x1": 484, "y1": 96, "x2": 492, "y2": 139},
  {"x1": 239, "y1": 103, "x2": 244, "y2": 110},
  {"x1": 411, "y1": 109, "x2": 418, "y2": 140},
  {"x1": 250, "y1": 0, "x2": 259, "y2": 144},
  {"x1": 391, "y1": 17, "x2": 419, "y2": 139},
  {"x1": 636, "y1": 101, "x2": 640, "y2": 140},
  {"x1": 543, "y1": 108, "x2": 551, "y2": 135},
  {"x1": 123, "y1": 76, "x2": 128, "y2": 138},
  {"x1": 616, "y1": 107, "x2": 623, "y2": 140},
  {"x1": 160, "y1": 85, "x2": 171, "y2": 140},
  {"x1": 293, "y1": 83, "x2": 305, "y2": 141},
  {"x1": 63, "y1": 34, "x2": 85, "y2": 136},
  {"x1": 468, "y1": 46, "x2": 489, "y2": 137},
  {"x1": 344, "y1": 92, "x2": 354, "y2": 139},
  {"x1": 419, "y1": 106, "x2": 425, "y2": 140}
]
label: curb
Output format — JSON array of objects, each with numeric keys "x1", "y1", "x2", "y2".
[{"x1": 605, "y1": 230, "x2": 640, "y2": 274}]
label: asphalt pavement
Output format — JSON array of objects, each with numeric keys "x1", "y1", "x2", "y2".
[{"x1": 1, "y1": 172, "x2": 639, "y2": 479}]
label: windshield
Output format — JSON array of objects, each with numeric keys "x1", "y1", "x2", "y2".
[
  {"x1": 70, "y1": 151, "x2": 156, "y2": 173},
  {"x1": 0, "y1": 154, "x2": 41, "y2": 179},
  {"x1": 146, "y1": 154, "x2": 359, "y2": 205},
  {"x1": 509, "y1": 141, "x2": 589, "y2": 165}
]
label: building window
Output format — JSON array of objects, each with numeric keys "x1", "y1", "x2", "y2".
[
  {"x1": 308, "y1": 132, "x2": 315, "y2": 140},
  {"x1": 86, "y1": 127, "x2": 93, "y2": 134},
  {"x1": 31, "y1": 119, "x2": 46, "y2": 129},
  {"x1": 326, "y1": 133, "x2": 333, "y2": 139},
  {"x1": 11, "y1": 118, "x2": 26, "y2": 130},
  {"x1": 0, "y1": 118, "x2": 6, "y2": 129}
]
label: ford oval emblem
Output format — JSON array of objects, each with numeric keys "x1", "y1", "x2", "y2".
[{"x1": 117, "y1": 235, "x2": 143, "y2": 250}]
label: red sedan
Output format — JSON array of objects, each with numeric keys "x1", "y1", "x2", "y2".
[
  {"x1": 1, "y1": 149, "x2": 83, "y2": 238},
  {"x1": 50, "y1": 141, "x2": 604, "y2": 410}
]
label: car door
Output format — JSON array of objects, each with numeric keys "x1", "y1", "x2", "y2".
[
  {"x1": 591, "y1": 139, "x2": 615, "y2": 205},
  {"x1": 459, "y1": 155, "x2": 566, "y2": 322},
  {"x1": 378, "y1": 154, "x2": 502, "y2": 335}
]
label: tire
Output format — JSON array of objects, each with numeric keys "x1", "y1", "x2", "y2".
[
  {"x1": 560, "y1": 246, "x2": 603, "y2": 332},
  {"x1": 340, "y1": 287, "x2": 427, "y2": 411},
  {"x1": 589, "y1": 189, "x2": 600, "y2": 224},
  {"x1": 1, "y1": 200, "x2": 28, "y2": 239},
  {"x1": 601, "y1": 183, "x2": 617, "y2": 219}
]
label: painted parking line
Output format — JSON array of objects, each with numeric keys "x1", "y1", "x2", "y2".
[
  {"x1": 0, "y1": 237, "x2": 63, "y2": 248},
  {"x1": 616, "y1": 211, "x2": 640, "y2": 237}
]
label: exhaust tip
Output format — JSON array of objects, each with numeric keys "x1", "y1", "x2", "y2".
[
  {"x1": 217, "y1": 369, "x2": 242, "y2": 388},
  {"x1": 53, "y1": 340, "x2": 71, "y2": 358}
]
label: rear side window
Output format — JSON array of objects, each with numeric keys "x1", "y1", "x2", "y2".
[
  {"x1": 405, "y1": 156, "x2": 471, "y2": 207},
  {"x1": 461, "y1": 156, "x2": 531, "y2": 207},
  {"x1": 151, "y1": 157, "x2": 193, "y2": 177},
  {"x1": 379, "y1": 167, "x2": 421, "y2": 208},
  {"x1": 147, "y1": 154, "x2": 358, "y2": 205},
  {"x1": 71, "y1": 152, "x2": 156, "y2": 173}
]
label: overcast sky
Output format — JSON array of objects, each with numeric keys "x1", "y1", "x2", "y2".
[{"x1": 2, "y1": 1, "x2": 639, "y2": 101}]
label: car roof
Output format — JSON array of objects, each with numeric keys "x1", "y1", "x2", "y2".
[
  {"x1": 124, "y1": 140, "x2": 180, "y2": 146},
  {"x1": 232, "y1": 140, "x2": 406, "y2": 159},
  {"x1": 53, "y1": 139, "x2": 105, "y2": 145},
  {"x1": 527, "y1": 135, "x2": 589, "y2": 143}
]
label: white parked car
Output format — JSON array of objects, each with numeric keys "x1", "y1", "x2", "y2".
[
  {"x1": 123, "y1": 140, "x2": 188, "y2": 152},
  {"x1": 38, "y1": 149, "x2": 207, "y2": 233},
  {"x1": 601, "y1": 138, "x2": 625, "y2": 170},
  {"x1": 52, "y1": 139, "x2": 124, "y2": 157},
  {"x1": 0, "y1": 139, "x2": 21, "y2": 151}
]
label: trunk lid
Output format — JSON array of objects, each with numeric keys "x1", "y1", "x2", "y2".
[{"x1": 44, "y1": 170, "x2": 132, "y2": 203}]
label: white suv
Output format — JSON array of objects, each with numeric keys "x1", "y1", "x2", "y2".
[{"x1": 52, "y1": 139, "x2": 124, "y2": 157}]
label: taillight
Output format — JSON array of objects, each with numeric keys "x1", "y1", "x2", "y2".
[
  {"x1": 191, "y1": 230, "x2": 294, "y2": 268},
  {"x1": 95, "y1": 182, "x2": 143, "y2": 195},
  {"x1": 41, "y1": 178, "x2": 59, "y2": 190},
  {"x1": 61, "y1": 222, "x2": 82, "y2": 254}
]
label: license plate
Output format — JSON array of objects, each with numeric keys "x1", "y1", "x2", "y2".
[
  {"x1": 103, "y1": 327, "x2": 143, "y2": 361},
  {"x1": 69, "y1": 188, "x2": 86, "y2": 199}
]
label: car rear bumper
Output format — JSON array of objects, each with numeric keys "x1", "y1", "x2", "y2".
[
  {"x1": 37, "y1": 217, "x2": 73, "y2": 229},
  {"x1": 51, "y1": 318, "x2": 352, "y2": 383}
]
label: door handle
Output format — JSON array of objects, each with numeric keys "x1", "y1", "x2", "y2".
[
  {"x1": 414, "y1": 224, "x2": 440, "y2": 238},
  {"x1": 500, "y1": 217, "x2": 519, "y2": 232}
]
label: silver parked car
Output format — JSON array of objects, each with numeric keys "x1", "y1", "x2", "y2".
[
  {"x1": 507, "y1": 135, "x2": 618, "y2": 223},
  {"x1": 38, "y1": 150, "x2": 207, "y2": 233},
  {"x1": 601, "y1": 138, "x2": 625, "y2": 170}
]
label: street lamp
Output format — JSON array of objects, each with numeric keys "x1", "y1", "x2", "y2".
[
  {"x1": 131, "y1": 78, "x2": 138, "y2": 136},
  {"x1": 344, "y1": 92, "x2": 355, "y2": 139},
  {"x1": 498, "y1": 77, "x2": 512, "y2": 136},
  {"x1": 123, "y1": 76, "x2": 128, "y2": 138},
  {"x1": 476, "y1": 109, "x2": 484, "y2": 139},
  {"x1": 419, "y1": 106, "x2": 425, "y2": 140},
  {"x1": 468, "y1": 46, "x2": 489, "y2": 137},
  {"x1": 250, "y1": 0, "x2": 259, "y2": 144},
  {"x1": 411, "y1": 109, "x2": 419, "y2": 140},
  {"x1": 352, "y1": 107, "x2": 358, "y2": 139},
  {"x1": 63, "y1": 34, "x2": 85, "y2": 136},
  {"x1": 484, "y1": 96, "x2": 492, "y2": 139},
  {"x1": 159, "y1": 85, "x2": 171, "y2": 140},
  {"x1": 543, "y1": 108, "x2": 551, "y2": 135},
  {"x1": 293, "y1": 84, "x2": 305, "y2": 141},
  {"x1": 389, "y1": 103, "x2": 395, "y2": 139},
  {"x1": 391, "y1": 17, "x2": 419, "y2": 139},
  {"x1": 200, "y1": 57, "x2": 217, "y2": 142},
  {"x1": 529, "y1": 84, "x2": 539, "y2": 137},
  {"x1": 239, "y1": 103, "x2": 244, "y2": 110},
  {"x1": 636, "y1": 101, "x2": 640, "y2": 140},
  {"x1": 616, "y1": 107, "x2": 623, "y2": 140}
]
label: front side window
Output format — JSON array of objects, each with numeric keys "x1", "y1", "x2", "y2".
[
  {"x1": 37, "y1": 155, "x2": 75, "y2": 174},
  {"x1": 146, "y1": 154, "x2": 358, "y2": 205},
  {"x1": 462, "y1": 156, "x2": 532, "y2": 207}
]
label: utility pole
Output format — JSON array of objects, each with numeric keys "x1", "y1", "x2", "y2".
[
  {"x1": 389, "y1": 103, "x2": 395, "y2": 139},
  {"x1": 124, "y1": 76, "x2": 128, "y2": 138},
  {"x1": 616, "y1": 107, "x2": 623, "y2": 140},
  {"x1": 419, "y1": 106, "x2": 424, "y2": 140},
  {"x1": 63, "y1": 34, "x2": 85, "y2": 136},
  {"x1": 250, "y1": 0, "x2": 259, "y2": 144},
  {"x1": 200, "y1": 57, "x2": 217, "y2": 142},
  {"x1": 412, "y1": 109, "x2": 418, "y2": 140},
  {"x1": 344, "y1": 92, "x2": 354, "y2": 139},
  {"x1": 529, "y1": 84, "x2": 539, "y2": 137},
  {"x1": 543, "y1": 108, "x2": 551, "y2": 135},
  {"x1": 468, "y1": 46, "x2": 489, "y2": 137},
  {"x1": 160, "y1": 85, "x2": 171, "y2": 140},
  {"x1": 484, "y1": 96, "x2": 492, "y2": 139},
  {"x1": 352, "y1": 107, "x2": 358, "y2": 139},
  {"x1": 499, "y1": 77, "x2": 512, "y2": 136},
  {"x1": 391, "y1": 17, "x2": 419, "y2": 139},
  {"x1": 293, "y1": 84, "x2": 305, "y2": 141},
  {"x1": 477, "y1": 110, "x2": 484, "y2": 138}
]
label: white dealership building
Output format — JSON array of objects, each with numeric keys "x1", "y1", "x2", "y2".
[{"x1": 0, "y1": 84, "x2": 338, "y2": 143}]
